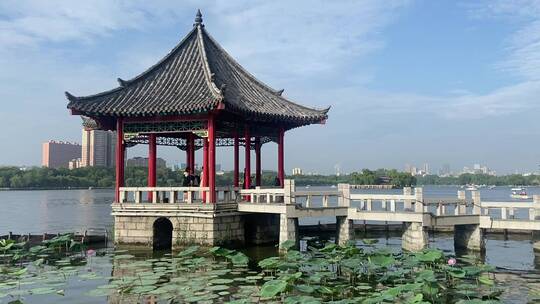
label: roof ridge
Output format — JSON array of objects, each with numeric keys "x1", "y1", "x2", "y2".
[
  {"x1": 66, "y1": 27, "x2": 200, "y2": 102},
  {"x1": 201, "y1": 28, "x2": 329, "y2": 115},
  {"x1": 195, "y1": 25, "x2": 223, "y2": 102},
  {"x1": 65, "y1": 87, "x2": 123, "y2": 102},
  {"x1": 201, "y1": 28, "x2": 283, "y2": 96},
  {"x1": 122, "y1": 27, "x2": 198, "y2": 86}
]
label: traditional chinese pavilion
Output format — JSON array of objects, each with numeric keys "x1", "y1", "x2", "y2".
[{"x1": 67, "y1": 10, "x2": 328, "y2": 207}]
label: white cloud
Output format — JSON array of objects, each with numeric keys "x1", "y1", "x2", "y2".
[
  {"x1": 0, "y1": 0, "x2": 199, "y2": 47},
  {"x1": 208, "y1": 0, "x2": 410, "y2": 78},
  {"x1": 468, "y1": 0, "x2": 540, "y2": 80}
]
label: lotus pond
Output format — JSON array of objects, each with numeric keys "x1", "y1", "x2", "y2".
[{"x1": 0, "y1": 234, "x2": 512, "y2": 304}]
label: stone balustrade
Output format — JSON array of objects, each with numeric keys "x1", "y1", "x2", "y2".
[{"x1": 118, "y1": 186, "x2": 237, "y2": 204}]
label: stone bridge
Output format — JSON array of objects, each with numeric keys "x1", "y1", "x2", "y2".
[{"x1": 112, "y1": 180, "x2": 540, "y2": 252}]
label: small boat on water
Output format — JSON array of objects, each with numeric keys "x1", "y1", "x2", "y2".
[
  {"x1": 330, "y1": 185, "x2": 337, "y2": 188},
  {"x1": 488, "y1": 185, "x2": 496, "y2": 189},
  {"x1": 465, "y1": 185, "x2": 478, "y2": 191},
  {"x1": 511, "y1": 187, "x2": 530, "y2": 199}
]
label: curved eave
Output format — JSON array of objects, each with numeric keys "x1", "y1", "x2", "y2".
[
  {"x1": 65, "y1": 25, "x2": 222, "y2": 116},
  {"x1": 223, "y1": 101, "x2": 329, "y2": 127},
  {"x1": 67, "y1": 104, "x2": 218, "y2": 118}
]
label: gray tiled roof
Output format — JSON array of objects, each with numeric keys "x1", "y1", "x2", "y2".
[{"x1": 66, "y1": 13, "x2": 329, "y2": 126}]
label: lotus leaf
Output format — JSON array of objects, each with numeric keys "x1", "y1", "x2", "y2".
[{"x1": 260, "y1": 279, "x2": 288, "y2": 298}]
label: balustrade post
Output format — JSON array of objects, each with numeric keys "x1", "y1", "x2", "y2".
[
  {"x1": 338, "y1": 184, "x2": 351, "y2": 207},
  {"x1": 225, "y1": 187, "x2": 232, "y2": 202},
  {"x1": 437, "y1": 203, "x2": 443, "y2": 216},
  {"x1": 366, "y1": 199, "x2": 372, "y2": 211},
  {"x1": 533, "y1": 195, "x2": 540, "y2": 220},
  {"x1": 306, "y1": 195, "x2": 311, "y2": 208},
  {"x1": 457, "y1": 190, "x2": 466, "y2": 215},
  {"x1": 338, "y1": 183, "x2": 350, "y2": 207},
  {"x1": 403, "y1": 187, "x2": 412, "y2": 210},
  {"x1": 135, "y1": 190, "x2": 141, "y2": 204},
  {"x1": 284, "y1": 179, "x2": 295, "y2": 205},
  {"x1": 390, "y1": 200, "x2": 396, "y2": 212},
  {"x1": 169, "y1": 191, "x2": 176, "y2": 204},
  {"x1": 323, "y1": 195, "x2": 329, "y2": 208},
  {"x1": 187, "y1": 190, "x2": 193, "y2": 204},
  {"x1": 119, "y1": 190, "x2": 126, "y2": 203},
  {"x1": 381, "y1": 200, "x2": 387, "y2": 210},
  {"x1": 501, "y1": 207, "x2": 507, "y2": 220},
  {"x1": 152, "y1": 191, "x2": 158, "y2": 203},
  {"x1": 508, "y1": 207, "x2": 515, "y2": 219},
  {"x1": 472, "y1": 191, "x2": 481, "y2": 215},
  {"x1": 414, "y1": 187, "x2": 424, "y2": 213},
  {"x1": 255, "y1": 187, "x2": 261, "y2": 203},
  {"x1": 266, "y1": 193, "x2": 271, "y2": 204}
]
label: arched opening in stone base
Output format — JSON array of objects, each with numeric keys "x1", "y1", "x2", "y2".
[
  {"x1": 153, "y1": 217, "x2": 173, "y2": 250},
  {"x1": 244, "y1": 214, "x2": 279, "y2": 246}
]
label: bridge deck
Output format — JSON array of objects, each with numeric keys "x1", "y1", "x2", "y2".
[{"x1": 115, "y1": 183, "x2": 540, "y2": 231}]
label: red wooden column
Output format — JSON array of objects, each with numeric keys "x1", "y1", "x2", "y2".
[
  {"x1": 255, "y1": 137, "x2": 261, "y2": 187},
  {"x1": 233, "y1": 132, "x2": 239, "y2": 188},
  {"x1": 202, "y1": 138, "x2": 209, "y2": 203},
  {"x1": 244, "y1": 126, "x2": 251, "y2": 189},
  {"x1": 115, "y1": 118, "x2": 125, "y2": 202},
  {"x1": 185, "y1": 144, "x2": 190, "y2": 172},
  {"x1": 208, "y1": 115, "x2": 216, "y2": 203},
  {"x1": 186, "y1": 133, "x2": 194, "y2": 173},
  {"x1": 148, "y1": 133, "x2": 157, "y2": 201},
  {"x1": 278, "y1": 128, "x2": 285, "y2": 187},
  {"x1": 190, "y1": 134, "x2": 195, "y2": 173}
]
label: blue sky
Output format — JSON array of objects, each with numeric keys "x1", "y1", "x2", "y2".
[{"x1": 1, "y1": 0, "x2": 540, "y2": 174}]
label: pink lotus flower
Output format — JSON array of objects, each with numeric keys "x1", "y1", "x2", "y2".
[
  {"x1": 448, "y1": 258, "x2": 457, "y2": 266},
  {"x1": 86, "y1": 249, "x2": 96, "y2": 257}
]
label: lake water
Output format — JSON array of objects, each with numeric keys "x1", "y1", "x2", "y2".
[{"x1": 1, "y1": 186, "x2": 540, "y2": 303}]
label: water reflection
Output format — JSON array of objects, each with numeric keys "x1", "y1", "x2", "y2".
[{"x1": 0, "y1": 189, "x2": 114, "y2": 234}]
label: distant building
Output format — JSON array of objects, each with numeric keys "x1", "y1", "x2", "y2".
[
  {"x1": 68, "y1": 158, "x2": 82, "y2": 170},
  {"x1": 80, "y1": 128, "x2": 116, "y2": 168},
  {"x1": 42, "y1": 140, "x2": 81, "y2": 168},
  {"x1": 423, "y1": 163, "x2": 429, "y2": 175},
  {"x1": 127, "y1": 157, "x2": 167, "y2": 168},
  {"x1": 439, "y1": 163, "x2": 451, "y2": 176},
  {"x1": 292, "y1": 167, "x2": 303, "y2": 175},
  {"x1": 462, "y1": 163, "x2": 496, "y2": 176},
  {"x1": 405, "y1": 163, "x2": 433, "y2": 176}
]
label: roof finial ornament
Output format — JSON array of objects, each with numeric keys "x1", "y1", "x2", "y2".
[{"x1": 194, "y1": 9, "x2": 203, "y2": 27}]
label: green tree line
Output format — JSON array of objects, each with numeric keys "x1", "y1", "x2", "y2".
[
  {"x1": 0, "y1": 166, "x2": 417, "y2": 189},
  {"x1": 416, "y1": 173, "x2": 540, "y2": 186},
  {"x1": 5, "y1": 166, "x2": 536, "y2": 189}
]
